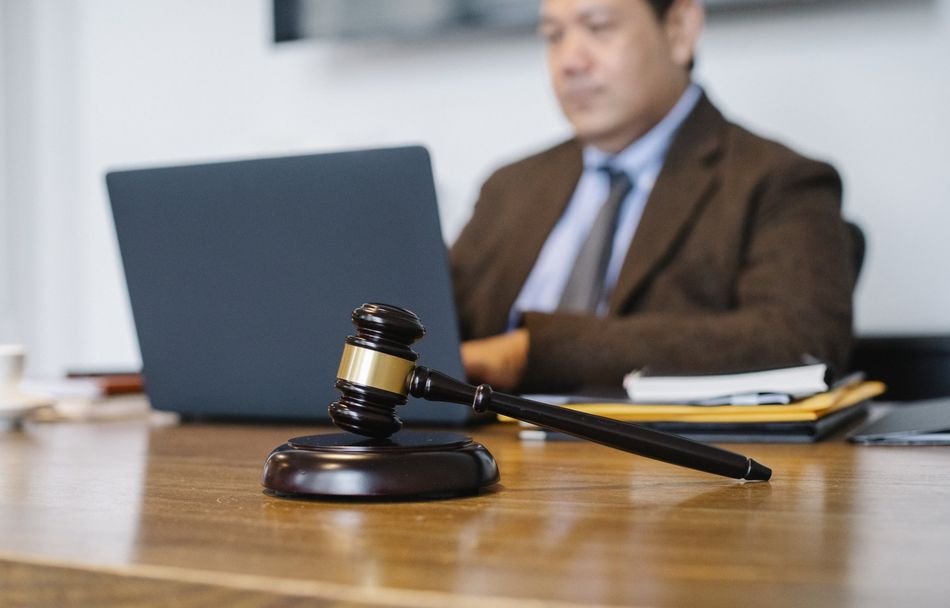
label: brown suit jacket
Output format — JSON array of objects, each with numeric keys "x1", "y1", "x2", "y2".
[{"x1": 451, "y1": 95, "x2": 855, "y2": 393}]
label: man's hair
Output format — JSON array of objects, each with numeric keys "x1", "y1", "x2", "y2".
[
  {"x1": 645, "y1": 0, "x2": 695, "y2": 71},
  {"x1": 646, "y1": 0, "x2": 676, "y2": 19}
]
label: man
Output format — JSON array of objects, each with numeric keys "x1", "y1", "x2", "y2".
[{"x1": 451, "y1": 0, "x2": 854, "y2": 394}]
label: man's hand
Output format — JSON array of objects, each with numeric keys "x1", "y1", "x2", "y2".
[{"x1": 460, "y1": 329, "x2": 529, "y2": 392}]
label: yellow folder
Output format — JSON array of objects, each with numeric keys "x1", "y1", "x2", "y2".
[{"x1": 500, "y1": 381, "x2": 885, "y2": 424}]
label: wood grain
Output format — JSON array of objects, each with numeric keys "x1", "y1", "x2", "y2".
[{"x1": 2, "y1": 418, "x2": 950, "y2": 607}]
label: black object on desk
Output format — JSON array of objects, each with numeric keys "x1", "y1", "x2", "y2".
[
  {"x1": 849, "y1": 398, "x2": 950, "y2": 445},
  {"x1": 261, "y1": 304, "x2": 771, "y2": 500},
  {"x1": 850, "y1": 336, "x2": 950, "y2": 401}
]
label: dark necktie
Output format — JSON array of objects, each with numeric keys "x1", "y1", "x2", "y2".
[{"x1": 558, "y1": 166, "x2": 633, "y2": 314}]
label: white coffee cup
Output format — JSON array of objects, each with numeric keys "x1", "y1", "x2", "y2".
[{"x1": 0, "y1": 344, "x2": 26, "y2": 394}]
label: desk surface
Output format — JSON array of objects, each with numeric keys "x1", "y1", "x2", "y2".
[{"x1": 2, "y1": 417, "x2": 950, "y2": 607}]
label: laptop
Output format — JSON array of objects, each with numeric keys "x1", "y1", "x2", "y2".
[{"x1": 107, "y1": 146, "x2": 477, "y2": 425}]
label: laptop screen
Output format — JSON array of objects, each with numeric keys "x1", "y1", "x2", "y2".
[{"x1": 107, "y1": 146, "x2": 470, "y2": 424}]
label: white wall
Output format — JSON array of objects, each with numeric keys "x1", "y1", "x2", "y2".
[
  {"x1": 3, "y1": 0, "x2": 949, "y2": 375},
  {"x1": 0, "y1": 0, "x2": 8, "y2": 340},
  {"x1": 2, "y1": 0, "x2": 84, "y2": 371}
]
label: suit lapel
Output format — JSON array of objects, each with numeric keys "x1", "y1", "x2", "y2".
[
  {"x1": 485, "y1": 141, "x2": 583, "y2": 333},
  {"x1": 608, "y1": 96, "x2": 726, "y2": 313}
]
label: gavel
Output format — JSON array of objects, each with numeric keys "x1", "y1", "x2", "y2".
[{"x1": 328, "y1": 303, "x2": 771, "y2": 482}]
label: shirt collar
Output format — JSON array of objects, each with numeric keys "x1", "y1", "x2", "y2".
[{"x1": 582, "y1": 83, "x2": 703, "y2": 177}]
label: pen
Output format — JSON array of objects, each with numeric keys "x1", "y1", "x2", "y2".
[
  {"x1": 696, "y1": 392, "x2": 792, "y2": 406},
  {"x1": 831, "y1": 371, "x2": 865, "y2": 391}
]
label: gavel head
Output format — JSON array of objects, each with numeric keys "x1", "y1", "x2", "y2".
[{"x1": 329, "y1": 303, "x2": 425, "y2": 438}]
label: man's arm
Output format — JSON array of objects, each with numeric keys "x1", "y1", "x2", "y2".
[{"x1": 450, "y1": 168, "x2": 507, "y2": 342}]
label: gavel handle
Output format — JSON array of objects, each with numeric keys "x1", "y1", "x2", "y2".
[{"x1": 408, "y1": 366, "x2": 771, "y2": 481}]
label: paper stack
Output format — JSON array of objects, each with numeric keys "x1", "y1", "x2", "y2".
[
  {"x1": 622, "y1": 363, "x2": 830, "y2": 405},
  {"x1": 512, "y1": 371, "x2": 885, "y2": 443}
]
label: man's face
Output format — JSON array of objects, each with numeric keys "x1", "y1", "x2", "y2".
[{"x1": 540, "y1": 0, "x2": 695, "y2": 153}]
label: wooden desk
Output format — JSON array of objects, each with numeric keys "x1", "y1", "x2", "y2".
[{"x1": 2, "y1": 418, "x2": 949, "y2": 607}]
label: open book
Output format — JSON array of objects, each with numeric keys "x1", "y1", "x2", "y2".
[{"x1": 622, "y1": 363, "x2": 830, "y2": 405}]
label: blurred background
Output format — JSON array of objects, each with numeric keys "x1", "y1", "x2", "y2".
[{"x1": 1, "y1": 0, "x2": 948, "y2": 376}]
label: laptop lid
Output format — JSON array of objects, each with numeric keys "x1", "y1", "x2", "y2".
[{"x1": 107, "y1": 146, "x2": 472, "y2": 424}]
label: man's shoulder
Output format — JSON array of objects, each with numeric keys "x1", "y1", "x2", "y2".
[
  {"x1": 671, "y1": 94, "x2": 833, "y2": 176},
  {"x1": 711, "y1": 102, "x2": 837, "y2": 176},
  {"x1": 484, "y1": 139, "x2": 583, "y2": 186},
  {"x1": 687, "y1": 98, "x2": 844, "y2": 219}
]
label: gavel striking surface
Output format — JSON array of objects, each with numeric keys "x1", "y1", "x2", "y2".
[{"x1": 262, "y1": 430, "x2": 499, "y2": 498}]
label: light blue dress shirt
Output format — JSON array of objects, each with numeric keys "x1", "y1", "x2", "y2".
[{"x1": 508, "y1": 84, "x2": 702, "y2": 328}]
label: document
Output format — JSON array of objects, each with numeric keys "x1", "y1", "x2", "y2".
[{"x1": 622, "y1": 363, "x2": 829, "y2": 404}]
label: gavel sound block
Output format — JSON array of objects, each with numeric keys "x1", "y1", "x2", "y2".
[
  {"x1": 261, "y1": 304, "x2": 499, "y2": 498},
  {"x1": 261, "y1": 303, "x2": 770, "y2": 500}
]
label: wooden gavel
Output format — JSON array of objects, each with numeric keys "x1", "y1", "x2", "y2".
[{"x1": 328, "y1": 303, "x2": 771, "y2": 481}]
